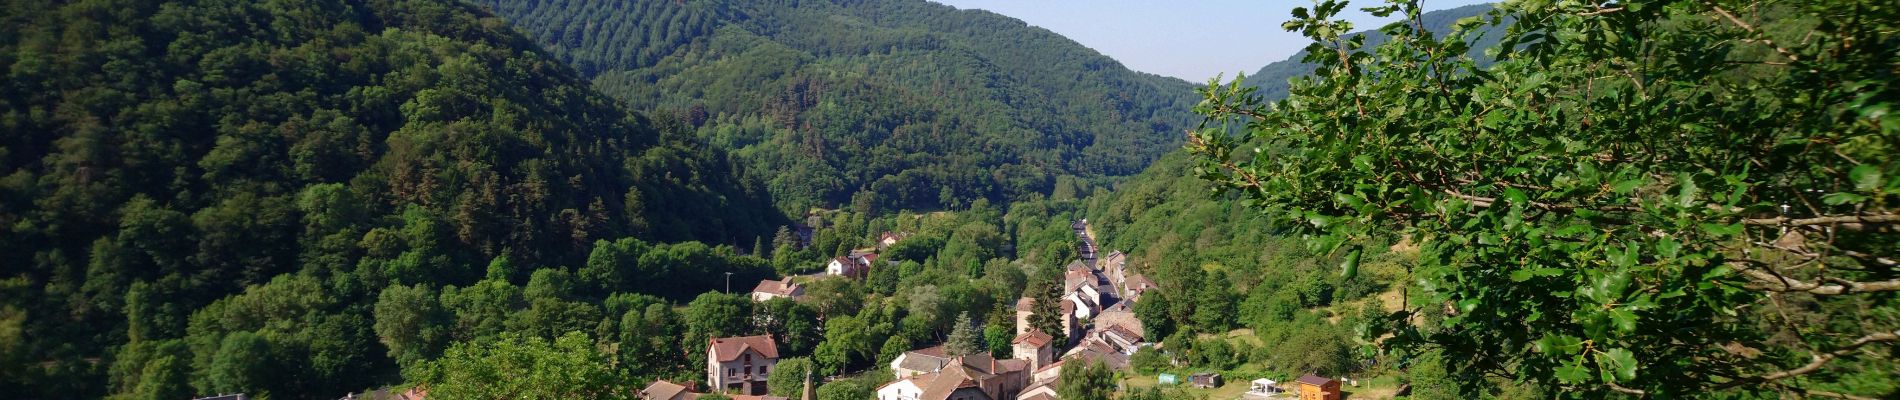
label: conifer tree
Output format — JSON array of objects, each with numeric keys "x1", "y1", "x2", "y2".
[{"x1": 944, "y1": 312, "x2": 981, "y2": 357}]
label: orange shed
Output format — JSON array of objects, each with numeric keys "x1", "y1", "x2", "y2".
[{"x1": 1296, "y1": 374, "x2": 1341, "y2": 400}]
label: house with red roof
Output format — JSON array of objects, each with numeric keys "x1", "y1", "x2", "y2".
[{"x1": 708, "y1": 335, "x2": 780, "y2": 395}]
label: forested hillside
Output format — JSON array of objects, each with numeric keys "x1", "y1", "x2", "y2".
[
  {"x1": 0, "y1": 0, "x2": 778, "y2": 397},
  {"x1": 474, "y1": 0, "x2": 1201, "y2": 213}
]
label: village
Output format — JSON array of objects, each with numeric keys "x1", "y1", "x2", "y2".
[{"x1": 636, "y1": 221, "x2": 1348, "y2": 400}]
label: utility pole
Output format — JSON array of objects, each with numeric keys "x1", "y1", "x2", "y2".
[{"x1": 724, "y1": 272, "x2": 733, "y2": 293}]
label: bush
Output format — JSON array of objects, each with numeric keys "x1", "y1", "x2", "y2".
[{"x1": 1130, "y1": 347, "x2": 1169, "y2": 374}]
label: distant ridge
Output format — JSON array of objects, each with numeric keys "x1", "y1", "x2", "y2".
[
  {"x1": 1242, "y1": 4, "x2": 1500, "y2": 101},
  {"x1": 475, "y1": 0, "x2": 1203, "y2": 212}
]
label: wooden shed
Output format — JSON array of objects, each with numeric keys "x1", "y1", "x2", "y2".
[{"x1": 1295, "y1": 374, "x2": 1341, "y2": 400}]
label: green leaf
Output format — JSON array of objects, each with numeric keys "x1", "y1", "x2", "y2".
[
  {"x1": 1306, "y1": 212, "x2": 1335, "y2": 228},
  {"x1": 1850, "y1": 164, "x2": 1883, "y2": 191},
  {"x1": 1611, "y1": 179, "x2": 1643, "y2": 194},
  {"x1": 1534, "y1": 334, "x2": 1583, "y2": 355},
  {"x1": 1597, "y1": 348, "x2": 1638, "y2": 382},
  {"x1": 1609, "y1": 308, "x2": 1637, "y2": 333},
  {"x1": 1554, "y1": 359, "x2": 1591, "y2": 384},
  {"x1": 1699, "y1": 223, "x2": 1742, "y2": 237},
  {"x1": 1457, "y1": 298, "x2": 1480, "y2": 314},
  {"x1": 1504, "y1": 188, "x2": 1528, "y2": 206},
  {"x1": 1339, "y1": 247, "x2": 1362, "y2": 280},
  {"x1": 1822, "y1": 192, "x2": 1868, "y2": 205},
  {"x1": 1335, "y1": 191, "x2": 1367, "y2": 210},
  {"x1": 1676, "y1": 173, "x2": 1699, "y2": 208}
]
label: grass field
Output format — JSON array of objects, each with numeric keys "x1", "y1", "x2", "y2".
[{"x1": 1118, "y1": 372, "x2": 1401, "y2": 399}]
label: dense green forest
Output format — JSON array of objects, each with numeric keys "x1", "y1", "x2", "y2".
[
  {"x1": 0, "y1": 0, "x2": 780, "y2": 397},
  {"x1": 473, "y1": 0, "x2": 1201, "y2": 214}
]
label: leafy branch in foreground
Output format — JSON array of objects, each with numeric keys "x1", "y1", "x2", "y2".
[{"x1": 1190, "y1": 0, "x2": 1898, "y2": 397}]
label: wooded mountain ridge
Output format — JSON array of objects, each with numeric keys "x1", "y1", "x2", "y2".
[{"x1": 475, "y1": 0, "x2": 1202, "y2": 213}]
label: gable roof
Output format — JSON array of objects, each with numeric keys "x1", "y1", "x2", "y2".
[
  {"x1": 641, "y1": 380, "x2": 694, "y2": 400},
  {"x1": 918, "y1": 364, "x2": 990, "y2": 400},
  {"x1": 1297, "y1": 374, "x2": 1337, "y2": 387},
  {"x1": 710, "y1": 335, "x2": 779, "y2": 361},
  {"x1": 879, "y1": 231, "x2": 908, "y2": 242},
  {"x1": 896, "y1": 350, "x2": 952, "y2": 373},
  {"x1": 992, "y1": 358, "x2": 1030, "y2": 374},
  {"x1": 909, "y1": 344, "x2": 948, "y2": 358},
  {"x1": 886, "y1": 355, "x2": 1024, "y2": 400},
  {"x1": 1060, "y1": 340, "x2": 1131, "y2": 370},
  {"x1": 875, "y1": 374, "x2": 927, "y2": 392},
  {"x1": 1012, "y1": 330, "x2": 1053, "y2": 347},
  {"x1": 1064, "y1": 272, "x2": 1092, "y2": 292},
  {"x1": 751, "y1": 277, "x2": 801, "y2": 296},
  {"x1": 1102, "y1": 324, "x2": 1144, "y2": 343},
  {"x1": 1127, "y1": 274, "x2": 1157, "y2": 290}
]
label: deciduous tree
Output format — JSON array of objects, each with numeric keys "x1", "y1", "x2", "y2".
[{"x1": 1190, "y1": 0, "x2": 1900, "y2": 396}]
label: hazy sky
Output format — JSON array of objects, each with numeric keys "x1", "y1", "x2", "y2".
[{"x1": 926, "y1": 0, "x2": 1495, "y2": 82}]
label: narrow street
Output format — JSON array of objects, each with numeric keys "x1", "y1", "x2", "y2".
[{"x1": 1072, "y1": 219, "x2": 1098, "y2": 268}]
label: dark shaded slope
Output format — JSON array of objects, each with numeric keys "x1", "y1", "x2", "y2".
[{"x1": 0, "y1": 0, "x2": 775, "y2": 396}]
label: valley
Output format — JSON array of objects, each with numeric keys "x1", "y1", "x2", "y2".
[{"x1": 0, "y1": 0, "x2": 1893, "y2": 399}]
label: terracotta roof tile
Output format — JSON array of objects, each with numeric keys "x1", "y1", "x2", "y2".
[
  {"x1": 1012, "y1": 331, "x2": 1053, "y2": 347},
  {"x1": 710, "y1": 335, "x2": 779, "y2": 362},
  {"x1": 1297, "y1": 374, "x2": 1336, "y2": 387}
]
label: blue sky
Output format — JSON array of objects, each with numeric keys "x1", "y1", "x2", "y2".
[{"x1": 926, "y1": 0, "x2": 1495, "y2": 82}]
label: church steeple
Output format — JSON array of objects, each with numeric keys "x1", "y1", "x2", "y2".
[{"x1": 801, "y1": 368, "x2": 816, "y2": 400}]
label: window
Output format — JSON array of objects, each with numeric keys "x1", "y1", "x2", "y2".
[
  {"x1": 728, "y1": 368, "x2": 735, "y2": 376},
  {"x1": 761, "y1": 366, "x2": 769, "y2": 374}
]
